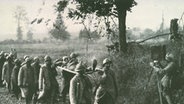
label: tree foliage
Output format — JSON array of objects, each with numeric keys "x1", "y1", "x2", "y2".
[
  {"x1": 56, "y1": 0, "x2": 137, "y2": 53},
  {"x1": 14, "y1": 6, "x2": 28, "y2": 41},
  {"x1": 49, "y1": 13, "x2": 70, "y2": 41},
  {"x1": 79, "y1": 29, "x2": 101, "y2": 41},
  {"x1": 27, "y1": 30, "x2": 33, "y2": 41},
  {"x1": 16, "y1": 26, "x2": 23, "y2": 41}
]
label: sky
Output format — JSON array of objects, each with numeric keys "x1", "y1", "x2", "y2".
[{"x1": 0, "y1": 0, "x2": 183, "y2": 41}]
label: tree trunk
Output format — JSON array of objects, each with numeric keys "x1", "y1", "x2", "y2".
[{"x1": 118, "y1": 9, "x2": 127, "y2": 53}]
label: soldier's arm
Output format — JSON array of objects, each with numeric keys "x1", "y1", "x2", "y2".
[
  {"x1": 69, "y1": 78, "x2": 77, "y2": 104},
  {"x1": 111, "y1": 71, "x2": 118, "y2": 98},
  {"x1": 18, "y1": 67, "x2": 24, "y2": 87},
  {"x1": 149, "y1": 62, "x2": 161, "y2": 72},
  {"x1": 2, "y1": 64, "x2": 6, "y2": 81},
  {"x1": 39, "y1": 67, "x2": 44, "y2": 90},
  {"x1": 162, "y1": 62, "x2": 174, "y2": 74}
]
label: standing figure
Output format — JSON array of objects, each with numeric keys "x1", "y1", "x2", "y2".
[
  {"x1": 38, "y1": 55, "x2": 59, "y2": 104},
  {"x1": 94, "y1": 58, "x2": 118, "y2": 104},
  {"x1": 0, "y1": 51, "x2": 6, "y2": 86},
  {"x1": 67, "y1": 53, "x2": 78, "y2": 71},
  {"x1": 2, "y1": 55, "x2": 14, "y2": 92},
  {"x1": 11, "y1": 59, "x2": 21, "y2": 99},
  {"x1": 150, "y1": 53, "x2": 177, "y2": 104},
  {"x1": 62, "y1": 56, "x2": 69, "y2": 68},
  {"x1": 32, "y1": 57, "x2": 41, "y2": 104},
  {"x1": 69, "y1": 62, "x2": 92, "y2": 104},
  {"x1": 60, "y1": 56, "x2": 71, "y2": 103},
  {"x1": 18, "y1": 57, "x2": 35, "y2": 104}
]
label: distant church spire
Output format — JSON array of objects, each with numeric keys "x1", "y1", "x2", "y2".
[{"x1": 159, "y1": 12, "x2": 164, "y2": 33}]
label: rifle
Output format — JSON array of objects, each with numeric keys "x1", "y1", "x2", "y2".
[
  {"x1": 145, "y1": 60, "x2": 160, "y2": 89},
  {"x1": 149, "y1": 60, "x2": 163, "y2": 104}
]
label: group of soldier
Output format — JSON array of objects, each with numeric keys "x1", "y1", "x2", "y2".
[{"x1": 0, "y1": 50, "x2": 118, "y2": 104}]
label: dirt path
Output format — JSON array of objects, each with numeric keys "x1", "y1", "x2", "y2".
[
  {"x1": 0, "y1": 87, "x2": 70, "y2": 104},
  {"x1": 0, "y1": 87, "x2": 24, "y2": 104}
]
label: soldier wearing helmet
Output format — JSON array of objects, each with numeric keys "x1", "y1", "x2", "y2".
[
  {"x1": 62, "y1": 56, "x2": 69, "y2": 67},
  {"x1": 69, "y1": 61, "x2": 92, "y2": 104},
  {"x1": 31, "y1": 57, "x2": 41, "y2": 104},
  {"x1": 94, "y1": 58, "x2": 118, "y2": 104},
  {"x1": 2, "y1": 54, "x2": 14, "y2": 92},
  {"x1": 38, "y1": 55, "x2": 58, "y2": 104},
  {"x1": 67, "y1": 53, "x2": 79, "y2": 71},
  {"x1": 18, "y1": 57, "x2": 35, "y2": 104},
  {"x1": 11, "y1": 59, "x2": 21, "y2": 99},
  {"x1": 150, "y1": 53, "x2": 177, "y2": 104},
  {"x1": 0, "y1": 51, "x2": 6, "y2": 86}
]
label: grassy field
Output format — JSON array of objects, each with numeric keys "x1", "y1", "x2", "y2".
[{"x1": 0, "y1": 40, "x2": 184, "y2": 104}]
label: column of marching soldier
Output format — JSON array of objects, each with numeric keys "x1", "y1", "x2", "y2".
[{"x1": 0, "y1": 50, "x2": 118, "y2": 104}]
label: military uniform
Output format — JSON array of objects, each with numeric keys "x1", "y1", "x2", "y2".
[
  {"x1": 69, "y1": 62, "x2": 92, "y2": 104},
  {"x1": 150, "y1": 53, "x2": 177, "y2": 104},
  {"x1": 94, "y1": 58, "x2": 118, "y2": 104},
  {"x1": 11, "y1": 59, "x2": 21, "y2": 99},
  {"x1": 38, "y1": 56, "x2": 58, "y2": 104},
  {"x1": 18, "y1": 58, "x2": 35, "y2": 104},
  {"x1": 31, "y1": 57, "x2": 41, "y2": 104},
  {"x1": 0, "y1": 52, "x2": 6, "y2": 86},
  {"x1": 160, "y1": 61, "x2": 176, "y2": 96},
  {"x1": 2, "y1": 57, "x2": 14, "y2": 92}
]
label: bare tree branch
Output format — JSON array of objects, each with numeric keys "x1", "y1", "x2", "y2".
[{"x1": 137, "y1": 33, "x2": 170, "y2": 43}]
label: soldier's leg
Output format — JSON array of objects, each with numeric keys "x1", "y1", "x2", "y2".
[
  {"x1": 51, "y1": 87, "x2": 58, "y2": 104},
  {"x1": 163, "y1": 88, "x2": 172, "y2": 104},
  {"x1": 165, "y1": 95, "x2": 172, "y2": 104},
  {"x1": 62, "y1": 84, "x2": 69, "y2": 103},
  {"x1": 33, "y1": 92, "x2": 38, "y2": 104}
]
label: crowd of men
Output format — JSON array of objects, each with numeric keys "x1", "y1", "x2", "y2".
[{"x1": 0, "y1": 50, "x2": 118, "y2": 104}]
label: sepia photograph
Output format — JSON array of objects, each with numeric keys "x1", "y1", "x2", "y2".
[{"x1": 0, "y1": 0, "x2": 184, "y2": 104}]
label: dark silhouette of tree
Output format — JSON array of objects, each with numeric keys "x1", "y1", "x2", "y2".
[
  {"x1": 49, "y1": 13, "x2": 70, "y2": 41},
  {"x1": 56, "y1": 0, "x2": 137, "y2": 53},
  {"x1": 26, "y1": 30, "x2": 33, "y2": 41},
  {"x1": 16, "y1": 26, "x2": 23, "y2": 41},
  {"x1": 14, "y1": 6, "x2": 27, "y2": 41}
]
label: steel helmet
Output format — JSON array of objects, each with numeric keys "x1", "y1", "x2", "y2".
[
  {"x1": 44, "y1": 55, "x2": 51, "y2": 62},
  {"x1": 14, "y1": 59, "x2": 21, "y2": 65},
  {"x1": 70, "y1": 53, "x2": 77, "y2": 58},
  {"x1": 165, "y1": 53, "x2": 174, "y2": 61},
  {"x1": 24, "y1": 55, "x2": 29, "y2": 60},
  {"x1": 63, "y1": 56, "x2": 69, "y2": 61},
  {"x1": 25, "y1": 57, "x2": 32, "y2": 63},
  {"x1": 102, "y1": 58, "x2": 111, "y2": 65},
  {"x1": 75, "y1": 61, "x2": 85, "y2": 72}
]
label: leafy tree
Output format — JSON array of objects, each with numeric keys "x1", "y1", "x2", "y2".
[
  {"x1": 14, "y1": 6, "x2": 27, "y2": 41},
  {"x1": 49, "y1": 13, "x2": 70, "y2": 41},
  {"x1": 17, "y1": 26, "x2": 23, "y2": 40},
  {"x1": 26, "y1": 30, "x2": 33, "y2": 41},
  {"x1": 79, "y1": 29, "x2": 101, "y2": 41},
  {"x1": 56, "y1": 0, "x2": 137, "y2": 53},
  {"x1": 140, "y1": 28, "x2": 155, "y2": 39}
]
